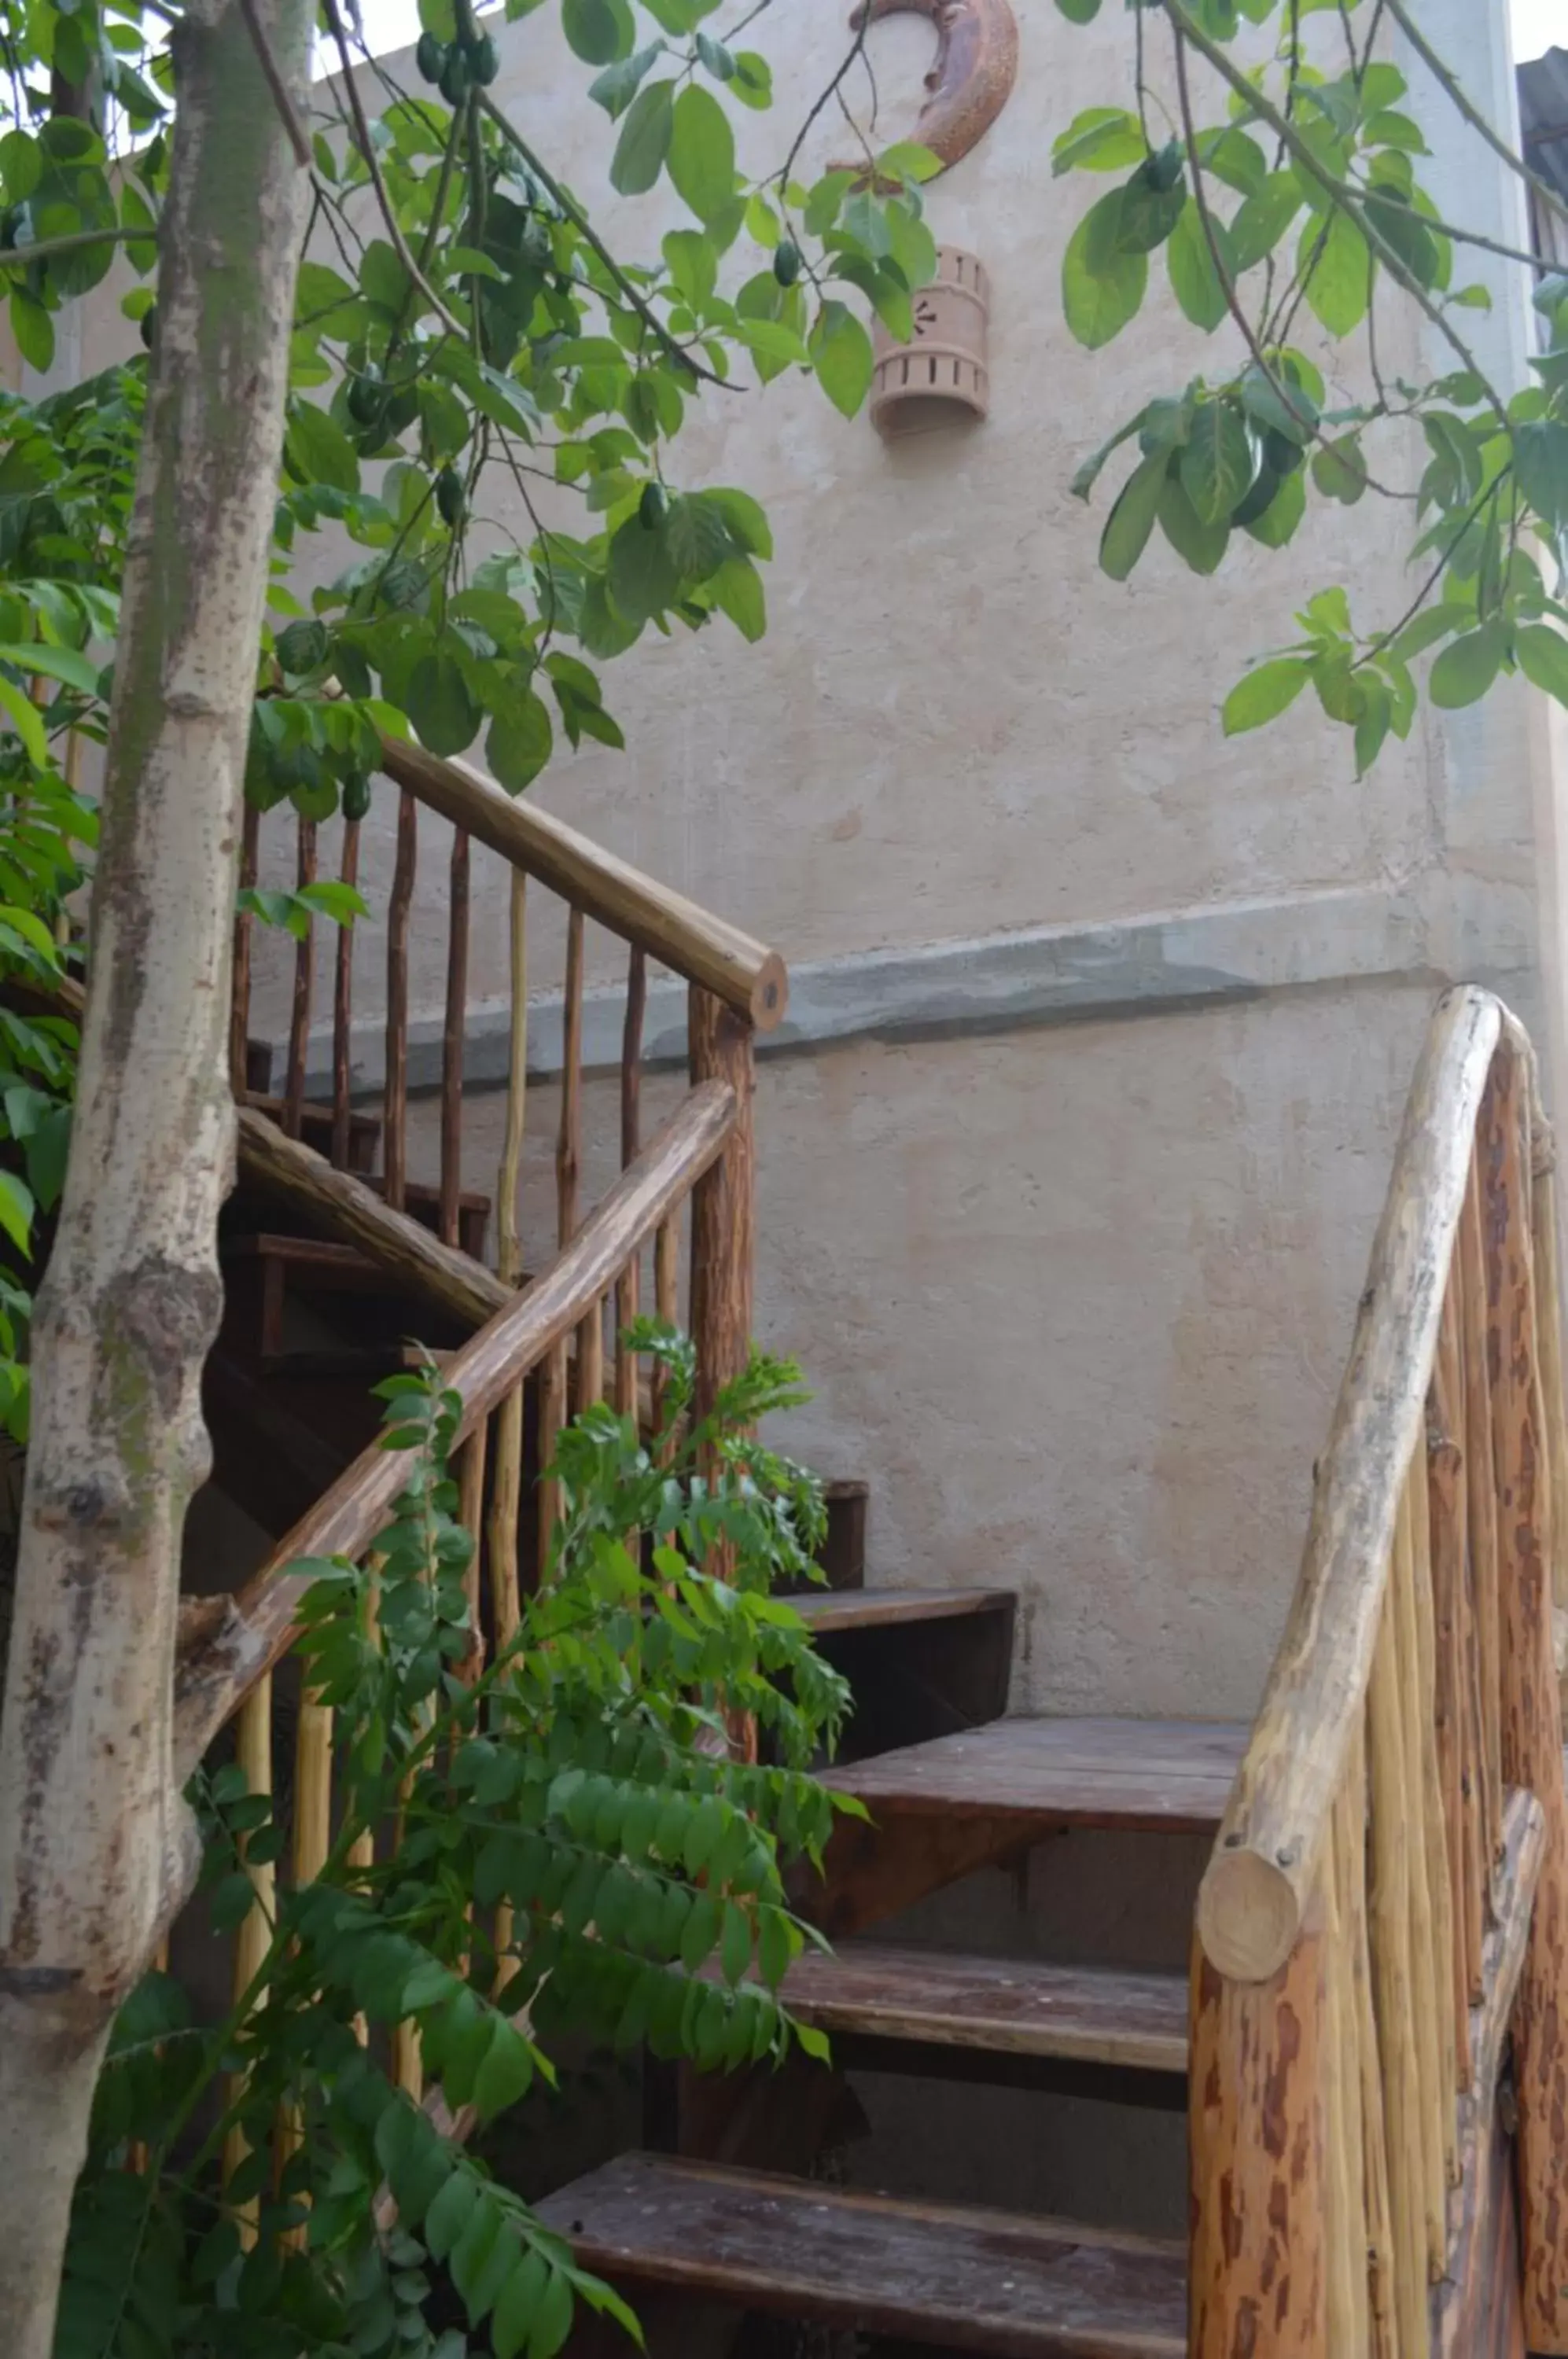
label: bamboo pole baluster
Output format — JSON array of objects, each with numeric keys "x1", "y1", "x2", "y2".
[
  {"x1": 1459, "y1": 1157, "x2": 1504, "y2": 1903},
  {"x1": 440, "y1": 827, "x2": 471, "y2": 1247},
  {"x1": 457, "y1": 1420, "x2": 488, "y2": 1687},
  {"x1": 223, "y1": 1675, "x2": 276, "y2": 2242},
  {"x1": 1367, "y1": 1578, "x2": 1429, "y2": 2350},
  {"x1": 1426, "y1": 1415, "x2": 1474, "y2": 2091},
  {"x1": 488, "y1": 874, "x2": 528, "y2": 1636},
  {"x1": 615, "y1": 947, "x2": 646, "y2": 1419},
  {"x1": 1390, "y1": 1484, "x2": 1448, "y2": 2273},
  {"x1": 1530, "y1": 1118, "x2": 1568, "y2": 1637},
  {"x1": 1406, "y1": 1449, "x2": 1459, "y2": 2168},
  {"x1": 1325, "y1": 1775, "x2": 1370, "y2": 2359},
  {"x1": 230, "y1": 798, "x2": 261, "y2": 1094},
  {"x1": 652, "y1": 1212, "x2": 679, "y2": 1444},
  {"x1": 1188, "y1": 1901, "x2": 1328, "y2": 2358},
  {"x1": 578, "y1": 1294, "x2": 605, "y2": 1413},
  {"x1": 278, "y1": 1674, "x2": 333, "y2": 2247},
  {"x1": 283, "y1": 817, "x2": 318, "y2": 1141},
  {"x1": 558, "y1": 906, "x2": 583, "y2": 1249},
  {"x1": 383, "y1": 789, "x2": 417, "y2": 1212},
  {"x1": 331, "y1": 819, "x2": 360, "y2": 1171},
  {"x1": 536, "y1": 1337, "x2": 567, "y2": 1579},
  {"x1": 1479, "y1": 1035, "x2": 1568, "y2": 2351},
  {"x1": 1435, "y1": 1276, "x2": 1486, "y2": 2013},
  {"x1": 1342, "y1": 1720, "x2": 1397, "y2": 2359}
]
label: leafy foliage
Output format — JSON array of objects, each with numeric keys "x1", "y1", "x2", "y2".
[
  {"x1": 57, "y1": 1338, "x2": 852, "y2": 2358},
  {"x1": 1055, "y1": 0, "x2": 1568, "y2": 769}
]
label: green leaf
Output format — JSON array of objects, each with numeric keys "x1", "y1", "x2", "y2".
[
  {"x1": 493, "y1": 2252, "x2": 549, "y2": 2359},
  {"x1": 287, "y1": 401, "x2": 360, "y2": 495},
  {"x1": 473, "y1": 2022, "x2": 535, "y2": 2122},
  {"x1": 1158, "y1": 470, "x2": 1229, "y2": 574},
  {"x1": 1242, "y1": 466, "x2": 1306, "y2": 548},
  {"x1": 407, "y1": 648, "x2": 481, "y2": 756},
  {"x1": 563, "y1": 0, "x2": 633, "y2": 64},
  {"x1": 1062, "y1": 190, "x2": 1147, "y2": 351},
  {"x1": 1311, "y1": 435, "x2": 1367, "y2": 506},
  {"x1": 1429, "y1": 620, "x2": 1507, "y2": 709},
  {"x1": 1514, "y1": 419, "x2": 1568, "y2": 533},
  {"x1": 1051, "y1": 108, "x2": 1146, "y2": 177},
  {"x1": 712, "y1": 556, "x2": 766, "y2": 640},
  {"x1": 1222, "y1": 658, "x2": 1312, "y2": 734},
  {"x1": 1055, "y1": 0, "x2": 1102, "y2": 19},
  {"x1": 1167, "y1": 201, "x2": 1230, "y2": 333},
  {"x1": 0, "y1": 674, "x2": 48, "y2": 767},
  {"x1": 663, "y1": 226, "x2": 716, "y2": 306},
  {"x1": 1299, "y1": 208, "x2": 1371, "y2": 337},
  {"x1": 1113, "y1": 156, "x2": 1186, "y2": 256},
  {"x1": 610, "y1": 79, "x2": 674, "y2": 195},
  {"x1": 0, "y1": 1169, "x2": 35, "y2": 1254},
  {"x1": 721, "y1": 1900, "x2": 752, "y2": 1984},
  {"x1": 0, "y1": 642, "x2": 99, "y2": 694},
  {"x1": 1180, "y1": 400, "x2": 1257, "y2": 526},
  {"x1": 590, "y1": 38, "x2": 664, "y2": 116},
  {"x1": 1228, "y1": 175, "x2": 1301, "y2": 274},
  {"x1": 528, "y1": 2267, "x2": 574, "y2": 2358},
  {"x1": 1099, "y1": 451, "x2": 1166, "y2": 581},
  {"x1": 486, "y1": 694, "x2": 554, "y2": 792},
  {"x1": 9, "y1": 290, "x2": 52, "y2": 375},
  {"x1": 666, "y1": 492, "x2": 737, "y2": 579},
  {"x1": 808, "y1": 300, "x2": 873, "y2": 418},
  {"x1": 0, "y1": 131, "x2": 40, "y2": 204},
  {"x1": 609, "y1": 515, "x2": 679, "y2": 624},
  {"x1": 668, "y1": 85, "x2": 735, "y2": 224},
  {"x1": 1516, "y1": 623, "x2": 1568, "y2": 707}
]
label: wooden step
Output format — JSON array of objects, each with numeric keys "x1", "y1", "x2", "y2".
[
  {"x1": 222, "y1": 1232, "x2": 394, "y2": 1294},
  {"x1": 792, "y1": 1588, "x2": 1015, "y2": 1637},
  {"x1": 830, "y1": 1716, "x2": 1246, "y2": 1835},
  {"x1": 813, "y1": 1717, "x2": 1246, "y2": 1938},
  {"x1": 240, "y1": 1090, "x2": 380, "y2": 1172},
  {"x1": 536, "y1": 2152, "x2": 1185, "y2": 2357},
  {"x1": 778, "y1": 1943, "x2": 1187, "y2": 2077}
]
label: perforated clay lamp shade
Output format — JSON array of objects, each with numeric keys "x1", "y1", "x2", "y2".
[{"x1": 869, "y1": 245, "x2": 990, "y2": 440}]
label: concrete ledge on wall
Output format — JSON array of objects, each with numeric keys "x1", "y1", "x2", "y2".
[{"x1": 283, "y1": 874, "x2": 1533, "y2": 1100}]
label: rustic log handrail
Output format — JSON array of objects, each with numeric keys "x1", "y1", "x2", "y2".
[
  {"x1": 173, "y1": 1075, "x2": 738, "y2": 1779},
  {"x1": 1189, "y1": 984, "x2": 1568, "y2": 2359},
  {"x1": 377, "y1": 734, "x2": 788, "y2": 1032},
  {"x1": 1197, "y1": 986, "x2": 1503, "y2": 1982}
]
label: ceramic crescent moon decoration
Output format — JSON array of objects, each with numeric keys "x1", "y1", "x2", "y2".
[{"x1": 849, "y1": 0, "x2": 1019, "y2": 174}]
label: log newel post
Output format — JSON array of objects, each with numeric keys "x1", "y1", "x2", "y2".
[
  {"x1": 1481, "y1": 1037, "x2": 1568, "y2": 2353},
  {"x1": 1188, "y1": 1901, "x2": 1329, "y2": 2359}
]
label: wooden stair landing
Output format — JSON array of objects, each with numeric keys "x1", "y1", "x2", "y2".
[
  {"x1": 779, "y1": 1943, "x2": 1188, "y2": 2076},
  {"x1": 829, "y1": 1716, "x2": 1247, "y2": 1834},
  {"x1": 536, "y1": 2152, "x2": 1186, "y2": 2357}
]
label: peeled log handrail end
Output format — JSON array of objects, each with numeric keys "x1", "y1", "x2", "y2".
[{"x1": 1198, "y1": 1841, "x2": 1305, "y2": 1982}]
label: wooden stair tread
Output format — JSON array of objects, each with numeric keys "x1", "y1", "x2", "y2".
[
  {"x1": 828, "y1": 1715, "x2": 1246, "y2": 1833},
  {"x1": 223, "y1": 1232, "x2": 381, "y2": 1278},
  {"x1": 535, "y1": 2153, "x2": 1185, "y2": 2357},
  {"x1": 779, "y1": 1943, "x2": 1187, "y2": 2074},
  {"x1": 792, "y1": 1587, "x2": 1016, "y2": 1636}
]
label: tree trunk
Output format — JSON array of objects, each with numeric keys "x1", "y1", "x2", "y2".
[{"x1": 0, "y1": 5, "x2": 311, "y2": 2349}]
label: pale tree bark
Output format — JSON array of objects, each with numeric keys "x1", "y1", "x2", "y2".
[{"x1": 0, "y1": 2, "x2": 312, "y2": 2348}]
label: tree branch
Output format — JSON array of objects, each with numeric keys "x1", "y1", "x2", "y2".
[
  {"x1": 320, "y1": 0, "x2": 466, "y2": 339},
  {"x1": 237, "y1": 0, "x2": 312, "y2": 168},
  {"x1": 0, "y1": 223, "x2": 150, "y2": 270},
  {"x1": 1382, "y1": 0, "x2": 1568, "y2": 241}
]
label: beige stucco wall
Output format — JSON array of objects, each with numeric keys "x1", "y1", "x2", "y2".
[{"x1": 24, "y1": 2, "x2": 1564, "y2": 1723}]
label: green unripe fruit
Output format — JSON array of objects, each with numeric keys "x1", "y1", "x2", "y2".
[
  {"x1": 772, "y1": 237, "x2": 801, "y2": 288},
  {"x1": 639, "y1": 480, "x2": 669, "y2": 530},
  {"x1": 466, "y1": 31, "x2": 498, "y2": 83},
  {"x1": 436, "y1": 466, "x2": 466, "y2": 528},
  {"x1": 138, "y1": 303, "x2": 156, "y2": 351},
  {"x1": 415, "y1": 29, "x2": 444, "y2": 81},
  {"x1": 440, "y1": 46, "x2": 469, "y2": 103},
  {"x1": 341, "y1": 770, "x2": 373, "y2": 823},
  {"x1": 346, "y1": 370, "x2": 386, "y2": 425}
]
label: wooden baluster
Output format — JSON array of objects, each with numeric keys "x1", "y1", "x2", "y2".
[
  {"x1": 1436, "y1": 1272, "x2": 1486, "y2": 2013},
  {"x1": 652, "y1": 1212, "x2": 679, "y2": 1448},
  {"x1": 345, "y1": 1571, "x2": 378, "y2": 2044},
  {"x1": 558, "y1": 906, "x2": 583, "y2": 1249},
  {"x1": 1341, "y1": 1720, "x2": 1397, "y2": 2359},
  {"x1": 277, "y1": 1672, "x2": 333, "y2": 2247},
  {"x1": 1325, "y1": 1773, "x2": 1369, "y2": 2359},
  {"x1": 536, "y1": 1337, "x2": 567, "y2": 1581},
  {"x1": 578, "y1": 1293, "x2": 605, "y2": 1413},
  {"x1": 230, "y1": 797, "x2": 261, "y2": 1095},
  {"x1": 1408, "y1": 1448, "x2": 1461, "y2": 2195},
  {"x1": 1479, "y1": 1036, "x2": 1568, "y2": 2352},
  {"x1": 1459, "y1": 1153, "x2": 1504, "y2": 1906},
  {"x1": 440, "y1": 827, "x2": 470, "y2": 1247},
  {"x1": 331, "y1": 819, "x2": 360, "y2": 1170},
  {"x1": 1189, "y1": 1893, "x2": 1328, "y2": 2357},
  {"x1": 616, "y1": 948, "x2": 646, "y2": 1420},
  {"x1": 223, "y1": 1675, "x2": 275, "y2": 2244},
  {"x1": 1392, "y1": 1481, "x2": 1449, "y2": 2271},
  {"x1": 282, "y1": 816, "x2": 317, "y2": 1141},
  {"x1": 1367, "y1": 1573, "x2": 1428, "y2": 2349},
  {"x1": 383, "y1": 789, "x2": 417, "y2": 1212},
  {"x1": 488, "y1": 873, "x2": 528, "y2": 1640},
  {"x1": 457, "y1": 1419, "x2": 488, "y2": 1688}
]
